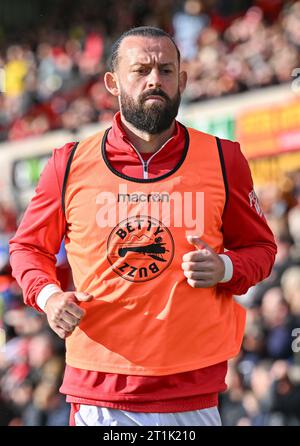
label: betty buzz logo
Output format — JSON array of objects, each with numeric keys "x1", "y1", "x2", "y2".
[{"x1": 107, "y1": 215, "x2": 174, "y2": 282}]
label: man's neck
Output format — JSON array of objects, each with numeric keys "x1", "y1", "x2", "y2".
[{"x1": 120, "y1": 115, "x2": 176, "y2": 154}]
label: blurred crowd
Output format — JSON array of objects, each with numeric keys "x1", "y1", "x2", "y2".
[
  {"x1": 1, "y1": 172, "x2": 300, "y2": 426},
  {"x1": 0, "y1": 203, "x2": 73, "y2": 425},
  {"x1": 182, "y1": 0, "x2": 300, "y2": 101},
  {"x1": 0, "y1": 0, "x2": 299, "y2": 141},
  {"x1": 1, "y1": 0, "x2": 300, "y2": 427},
  {"x1": 219, "y1": 170, "x2": 300, "y2": 426}
]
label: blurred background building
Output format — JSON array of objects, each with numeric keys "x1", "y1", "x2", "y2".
[{"x1": 0, "y1": 0, "x2": 300, "y2": 426}]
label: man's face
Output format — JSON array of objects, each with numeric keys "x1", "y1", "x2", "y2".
[{"x1": 109, "y1": 36, "x2": 187, "y2": 134}]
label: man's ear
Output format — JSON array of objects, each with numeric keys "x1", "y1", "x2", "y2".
[
  {"x1": 104, "y1": 72, "x2": 120, "y2": 96},
  {"x1": 179, "y1": 70, "x2": 187, "y2": 95}
]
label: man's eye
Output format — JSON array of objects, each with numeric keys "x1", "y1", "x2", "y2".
[{"x1": 162, "y1": 69, "x2": 172, "y2": 74}]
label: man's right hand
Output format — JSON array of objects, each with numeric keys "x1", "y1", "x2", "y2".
[{"x1": 44, "y1": 291, "x2": 93, "y2": 339}]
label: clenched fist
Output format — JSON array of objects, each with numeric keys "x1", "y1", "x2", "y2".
[
  {"x1": 45, "y1": 291, "x2": 93, "y2": 339},
  {"x1": 182, "y1": 236, "x2": 225, "y2": 288}
]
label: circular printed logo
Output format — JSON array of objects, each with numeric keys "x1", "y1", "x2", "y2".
[{"x1": 107, "y1": 215, "x2": 174, "y2": 282}]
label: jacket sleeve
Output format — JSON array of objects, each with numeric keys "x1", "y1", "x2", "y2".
[
  {"x1": 9, "y1": 142, "x2": 76, "y2": 311},
  {"x1": 217, "y1": 139, "x2": 277, "y2": 295}
]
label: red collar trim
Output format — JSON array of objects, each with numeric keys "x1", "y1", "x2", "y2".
[{"x1": 109, "y1": 112, "x2": 181, "y2": 155}]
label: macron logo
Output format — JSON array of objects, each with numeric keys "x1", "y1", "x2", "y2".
[{"x1": 117, "y1": 193, "x2": 170, "y2": 203}]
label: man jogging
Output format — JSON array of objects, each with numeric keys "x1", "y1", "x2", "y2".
[{"x1": 9, "y1": 26, "x2": 276, "y2": 426}]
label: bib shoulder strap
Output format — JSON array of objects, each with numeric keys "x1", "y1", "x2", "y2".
[{"x1": 61, "y1": 142, "x2": 79, "y2": 215}]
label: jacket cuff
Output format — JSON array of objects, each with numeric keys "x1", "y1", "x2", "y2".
[
  {"x1": 218, "y1": 254, "x2": 233, "y2": 283},
  {"x1": 37, "y1": 284, "x2": 62, "y2": 311}
]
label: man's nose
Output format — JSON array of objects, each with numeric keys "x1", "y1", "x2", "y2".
[{"x1": 146, "y1": 68, "x2": 162, "y2": 89}]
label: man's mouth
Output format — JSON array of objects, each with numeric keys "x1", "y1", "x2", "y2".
[{"x1": 144, "y1": 95, "x2": 165, "y2": 102}]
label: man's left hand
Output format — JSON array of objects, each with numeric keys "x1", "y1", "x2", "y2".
[{"x1": 182, "y1": 236, "x2": 225, "y2": 288}]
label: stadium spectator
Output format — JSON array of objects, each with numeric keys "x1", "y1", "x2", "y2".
[{"x1": 0, "y1": 0, "x2": 299, "y2": 141}]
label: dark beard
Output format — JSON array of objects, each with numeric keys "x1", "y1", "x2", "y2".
[{"x1": 120, "y1": 88, "x2": 181, "y2": 134}]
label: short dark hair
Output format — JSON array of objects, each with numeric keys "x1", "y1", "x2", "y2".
[{"x1": 109, "y1": 26, "x2": 180, "y2": 72}]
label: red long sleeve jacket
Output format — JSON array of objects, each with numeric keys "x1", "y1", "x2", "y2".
[{"x1": 9, "y1": 113, "x2": 277, "y2": 412}]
